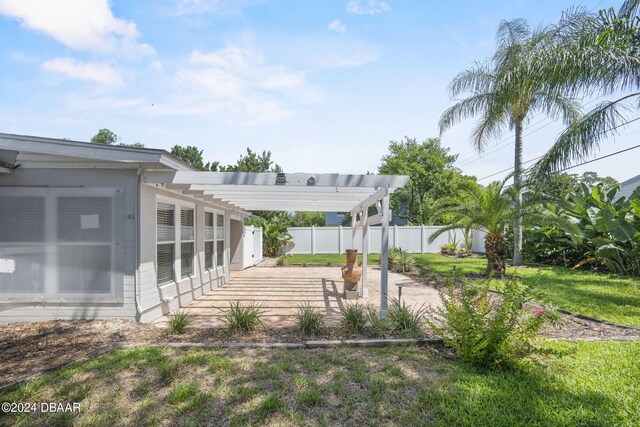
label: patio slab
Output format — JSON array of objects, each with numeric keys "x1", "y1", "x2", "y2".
[{"x1": 156, "y1": 266, "x2": 441, "y2": 328}]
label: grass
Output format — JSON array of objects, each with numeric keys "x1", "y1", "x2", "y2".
[
  {"x1": 1, "y1": 341, "x2": 638, "y2": 426},
  {"x1": 286, "y1": 253, "x2": 640, "y2": 327}
]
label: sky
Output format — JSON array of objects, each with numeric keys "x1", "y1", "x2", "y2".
[{"x1": 0, "y1": 0, "x2": 638, "y2": 183}]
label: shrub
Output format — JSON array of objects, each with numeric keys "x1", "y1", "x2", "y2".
[
  {"x1": 340, "y1": 302, "x2": 367, "y2": 334},
  {"x1": 429, "y1": 279, "x2": 546, "y2": 367},
  {"x1": 387, "y1": 298, "x2": 426, "y2": 336},
  {"x1": 365, "y1": 304, "x2": 391, "y2": 337},
  {"x1": 539, "y1": 302, "x2": 563, "y2": 327},
  {"x1": 388, "y1": 248, "x2": 416, "y2": 273},
  {"x1": 295, "y1": 303, "x2": 324, "y2": 336},
  {"x1": 276, "y1": 256, "x2": 286, "y2": 266},
  {"x1": 167, "y1": 310, "x2": 193, "y2": 334},
  {"x1": 220, "y1": 301, "x2": 266, "y2": 334}
]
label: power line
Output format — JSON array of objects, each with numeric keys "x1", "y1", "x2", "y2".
[
  {"x1": 477, "y1": 115, "x2": 640, "y2": 181},
  {"x1": 455, "y1": 93, "x2": 609, "y2": 167}
]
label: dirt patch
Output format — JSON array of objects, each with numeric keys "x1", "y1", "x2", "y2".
[{"x1": 3, "y1": 311, "x2": 639, "y2": 389}]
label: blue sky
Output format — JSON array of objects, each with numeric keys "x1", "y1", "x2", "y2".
[{"x1": 0, "y1": 0, "x2": 637, "y2": 183}]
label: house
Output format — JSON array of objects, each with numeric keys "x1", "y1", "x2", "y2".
[
  {"x1": 0, "y1": 133, "x2": 408, "y2": 323},
  {"x1": 619, "y1": 174, "x2": 640, "y2": 200}
]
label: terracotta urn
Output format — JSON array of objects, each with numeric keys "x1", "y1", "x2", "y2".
[{"x1": 341, "y1": 249, "x2": 362, "y2": 292}]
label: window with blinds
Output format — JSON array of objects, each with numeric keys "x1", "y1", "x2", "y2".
[
  {"x1": 204, "y1": 212, "x2": 214, "y2": 270},
  {"x1": 216, "y1": 213, "x2": 225, "y2": 268},
  {"x1": 180, "y1": 208, "x2": 194, "y2": 278},
  {"x1": 157, "y1": 203, "x2": 175, "y2": 284}
]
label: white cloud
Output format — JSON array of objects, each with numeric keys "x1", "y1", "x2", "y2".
[
  {"x1": 41, "y1": 58, "x2": 123, "y2": 86},
  {"x1": 0, "y1": 0, "x2": 153, "y2": 56},
  {"x1": 346, "y1": 0, "x2": 390, "y2": 15},
  {"x1": 174, "y1": 0, "x2": 258, "y2": 15},
  {"x1": 175, "y1": 44, "x2": 311, "y2": 124},
  {"x1": 328, "y1": 19, "x2": 347, "y2": 33}
]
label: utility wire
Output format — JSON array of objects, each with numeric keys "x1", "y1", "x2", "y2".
[{"x1": 477, "y1": 115, "x2": 640, "y2": 181}]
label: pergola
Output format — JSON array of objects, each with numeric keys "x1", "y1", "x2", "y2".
[{"x1": 143, "y1": 171, "x2": 410, "y2": 313}]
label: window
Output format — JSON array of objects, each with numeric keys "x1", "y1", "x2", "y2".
[
  {"x1": 216, "y1": 213, "x2": 225, "y2": 268},
  {"x1": 204, "y1": 212, "x2": 214, "y2": 270},
  {"x1": 157, "y1": 202, "x2": 175, "y2": 284},
  {"x1": 180, "y1": 208, "x2": 194, "y2": 278}
]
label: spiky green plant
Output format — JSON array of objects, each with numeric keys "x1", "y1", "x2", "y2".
[
  {"x1": 340, "y1": 302, "x2": 367, "y2": 334},
  {"x1": 387, "y1": 298, "x2": 426, "y2": 336},
  {"x1": 295, "y1": 303, "x2": 324, "y2": 336},
  {"x1": 167, "y1": 310, "x2": 193, "y2": 335},
  {"x1": 220, "y1": 301, "x2": 266, "y2": 334}
]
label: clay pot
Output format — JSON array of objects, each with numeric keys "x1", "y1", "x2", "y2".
[{"x1": 342, "y1": 249, "x2": 362, "y2": 290}]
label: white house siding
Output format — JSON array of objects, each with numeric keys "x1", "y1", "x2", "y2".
[
  {"x1": 137, "y1": 185, "x2": 232, "y2": 323},
  {"x1": 0, "y1": 168, "x2": 138, "y2": 323},
  {"x1": 619, "y1": 175, "x2": 640, "y2": 200}
]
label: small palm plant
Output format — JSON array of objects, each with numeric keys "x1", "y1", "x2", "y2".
[{"x1": 429, "y1": 178, "x2": 516, "y2": 277}]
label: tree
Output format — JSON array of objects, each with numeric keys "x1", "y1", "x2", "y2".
[
  {"x1": 428, "y1": 178, "x2": 517, "y2": 277},
  {"x1": 292, "y1": 212, "x2": 325, "y2": 227},
  {"x1": 170, "y1": 145, "x2": 219, "y2": 171},
  {"x1": 378, "y1": 137, "x2": 473, "y2": 225},
  {"x1": 91, "y1": 128, "x2": 119, "y2": 145},
  {"x1": 221, "y1": 148, "x2": 282, "y2": 173},
  {"x1": 439, "y1": 19, "x2": 581, "y2": 266},
  {"x1": 531, "y1": 1, "x2": 640, "y2": 177}
]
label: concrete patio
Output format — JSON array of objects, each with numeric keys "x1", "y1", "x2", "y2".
[{"x1": 157, "y1": 265, "x2": 441, "y2": 328}]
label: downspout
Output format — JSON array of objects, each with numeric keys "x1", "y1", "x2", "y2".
[{"x1": 134, "y1": 167, "x2": 143, "y2": 318}]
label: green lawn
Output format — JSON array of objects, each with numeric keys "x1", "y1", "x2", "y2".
[
  {"x1": 1, "y1": 341, "x2": 638, "y2": 426},
  {"x1": 285, "y1": 253, "x2": 640, "y2": 327}
]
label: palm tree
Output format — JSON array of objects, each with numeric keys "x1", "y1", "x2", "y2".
[
  {"x1": 428, "y1": 178, "x2": 516, "y2": 277},
  {"x1": 439, "y1": 19, "x2": 581, "y2": 266},
  {"x1": 530, "y1": 1, "x2": 640, "y2": 177}
]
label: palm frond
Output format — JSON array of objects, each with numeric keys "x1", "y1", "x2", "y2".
[
  {"x1": 530, "y1": 95, "x2": 639, "y2": 177},
  {"x1": 438, "y1": 92, "x2": 495, "y2": 135}
]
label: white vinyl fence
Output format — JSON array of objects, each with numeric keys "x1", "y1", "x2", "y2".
[{"x1": 285, "y1": 226, "x2": 486, "y2": 255}]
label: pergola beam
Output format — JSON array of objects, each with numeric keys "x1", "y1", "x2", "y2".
[{"x1": 144, "y1": 171, "x2": 409, "y2": 189}]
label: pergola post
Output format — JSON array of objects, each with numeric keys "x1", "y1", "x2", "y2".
[
  {"x1": 361, "y1": 207, "x2": 369, "y2": 298},
  {"x1": 380, "y1": 186, "x2": 390, "y2": 315}
]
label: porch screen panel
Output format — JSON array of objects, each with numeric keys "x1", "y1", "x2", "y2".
[
  {"x1": 0, "y1": 196, "x2": 46, "y2": 294},
  {"x1": 57, "y1": 197, "x2": 113, "y2": 295},
  {"x1": 0, "y1": 188, "x2": 123, "y2": 302}
]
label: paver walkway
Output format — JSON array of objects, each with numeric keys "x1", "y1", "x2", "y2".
[{"x1": 158, "y1": 266, "x2": 441, "y2": 328}]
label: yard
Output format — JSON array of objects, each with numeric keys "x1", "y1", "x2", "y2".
[
  {"x1": 0, "y1": 341, "x2": 637, "y2": 426},
  {"x1": 284, "y1": 253, "x2": 640, "y2": 328}
]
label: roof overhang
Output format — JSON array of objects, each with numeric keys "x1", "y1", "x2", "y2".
[
  {"x1": 0, "y1": 133, "x2": 195, "y2": 171},
  {"x1": 143, "y1": 171, "x2": 409, "y2": 213}
]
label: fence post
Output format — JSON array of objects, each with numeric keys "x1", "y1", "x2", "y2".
[
  {"x1": 393, "y1": 225, "x2": 398, "y2": 249},
  {"x1": 421, "y1": 225, "x2": 425, "y2": 253},
  {"x1": 311, "y1": 227, "x2": 315, "y2": 255},
  {"x1": 338, "y1": 225, "x2": 343, "y2": 254}
]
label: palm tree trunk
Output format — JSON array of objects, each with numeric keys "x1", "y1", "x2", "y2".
[
  {"x1": 485, "y1": 232, "x2": 506, "y2": 277},
  {"x1": 513, "y1": 118, "x2": 524, "y2": 266}
]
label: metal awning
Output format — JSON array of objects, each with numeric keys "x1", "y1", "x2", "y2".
[{"x1": 143, "y1": 171, "x2": 409, "y2": 213}]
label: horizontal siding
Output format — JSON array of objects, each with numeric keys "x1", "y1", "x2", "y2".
[{"x1": 137, "y1": 185, "x2": 231, "y2": 323}]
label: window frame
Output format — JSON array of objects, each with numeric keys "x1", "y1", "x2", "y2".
[
  {"x1": 180, "y1": 206, "x2": 195, "y2": 279},
  {"x1": 156, "y1": 200, "x2": 176, "y2": 286},
  {"x1": 204, "y1": 210, "x2": 215, "y2": 271},
  {"x1": 215, "y1": 212, "x2": 225, "y2": 270}
]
